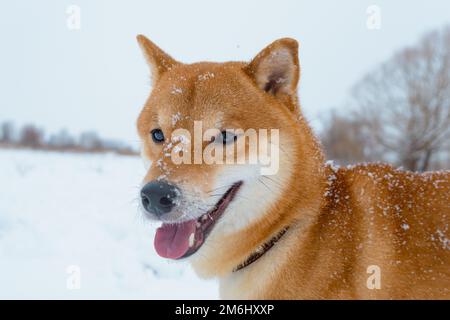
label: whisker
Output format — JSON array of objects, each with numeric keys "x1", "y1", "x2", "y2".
[
  {"x1": 258, "y1": 177, "x2": 273, "y2": 193},
  {"x1": 209, "y1": 193, "x2": 227, "y2": 198},
  {"x1": 261, "y1": 175, "x2": 284, "y2": 190},
  {"x1": 205, "y1": 184, "x2": 233, "y2": 194}
]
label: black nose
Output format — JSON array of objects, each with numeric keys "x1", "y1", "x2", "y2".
[{"x1": 140, "y1": 181, "x2": 179, "y2": 216}]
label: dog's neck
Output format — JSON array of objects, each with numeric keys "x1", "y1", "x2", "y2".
[{"x1": 232, "y1": 227, "x2": 289, "y2": 272}]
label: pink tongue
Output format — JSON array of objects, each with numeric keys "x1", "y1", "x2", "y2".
[{"x1": 154, "y1": 220, "x2": 197, "y2": 259}]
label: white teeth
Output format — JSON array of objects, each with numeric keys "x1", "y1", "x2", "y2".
[
  {"x1": 189, "y1": 233, "x2": 195, "y2": 247},
  {"x1": 201, "y1": 215, "x2": 208, "y2": 221}
]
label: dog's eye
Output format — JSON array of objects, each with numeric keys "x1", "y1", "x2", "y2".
[
  {"x1": 218, "y1": 130, "x2": 237, "y2": 145},
  {"x1": 151, "y1": 129, "x2": 165, "y2": 143}
]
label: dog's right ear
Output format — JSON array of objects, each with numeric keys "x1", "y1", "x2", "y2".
[{"x1": 136, "y1": 35, "x2": 179, "y2": 84}]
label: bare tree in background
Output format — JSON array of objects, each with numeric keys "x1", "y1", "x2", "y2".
[
  {"x1": 79, "y1": 131, "x2": 103, "y2": 151},
  {"x1": 1, "y1": 122, "x2": 14, "y2": 143},
  {"x1": 321, "y1": 112, "x2": 375, "y2": 165},
  {"x1": 48, "y1": 129, "x2": 76, "y2": 149},
  {"x1": 351, "y1": 27, "x2": 450, "y2": 171},
  {"x1": 20, "y1": 124, "x2": 43, "y2": 148}
]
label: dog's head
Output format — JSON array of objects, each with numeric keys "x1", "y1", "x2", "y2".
[{"x1": 136, "y1": 35, "x2": 325, "y2": 276}]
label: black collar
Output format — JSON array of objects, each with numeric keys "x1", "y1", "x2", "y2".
[{"x1": 233, "y1": 227, "x2": 289, "y2": 272}]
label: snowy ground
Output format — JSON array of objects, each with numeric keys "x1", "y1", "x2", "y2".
[{"x1": 0, "y1": 149, "x2": 219, "y2": 299}]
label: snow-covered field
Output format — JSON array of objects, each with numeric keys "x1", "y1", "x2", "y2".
[{"x1": 0, "y1": 149, "x2": 218, "y2": 299}]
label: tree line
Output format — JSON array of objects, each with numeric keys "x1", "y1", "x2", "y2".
[{"x1": 0, "y1": 122, "x2": 137, "y2": 156}]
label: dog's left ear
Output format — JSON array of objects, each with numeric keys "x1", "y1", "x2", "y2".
[
  {"x1": 245, "y1": 38, "x2": 300, "y2": 106},
  {"x1": 136, "y1": 35, "x2": 179, "y2": 84}
]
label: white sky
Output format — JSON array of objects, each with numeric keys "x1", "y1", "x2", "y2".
[{"x1": 1, "y1": 0, "x2": 449, "y2": 147}]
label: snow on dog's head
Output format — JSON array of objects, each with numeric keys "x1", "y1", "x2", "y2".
[{"x1": 135, "y1": 35, "x2": 325, "y2": 276}]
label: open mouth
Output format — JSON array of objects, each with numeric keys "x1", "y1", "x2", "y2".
[{"x1": 154, "y1": 181, "x2": 243, "y2": 259}]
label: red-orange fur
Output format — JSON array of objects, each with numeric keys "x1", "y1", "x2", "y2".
[{"x1": 136, "y1": 35, "x2": 450, "y2": 299}]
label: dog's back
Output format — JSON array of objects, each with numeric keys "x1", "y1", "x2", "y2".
[
  {"x1": 330, "y1": 164, "x2": 449, "y2": 298},
  {"x1": 259, "y1": 164, "x2": 450, "y2": 299}
]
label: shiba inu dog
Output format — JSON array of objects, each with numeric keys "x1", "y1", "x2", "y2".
[{"x1": 135, "y1": 35, "x2": 450, "y2": 299}]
